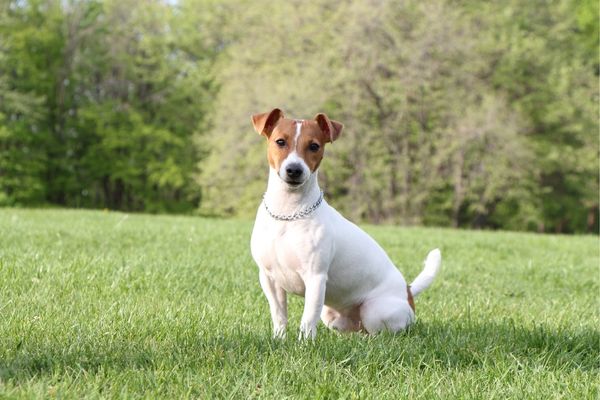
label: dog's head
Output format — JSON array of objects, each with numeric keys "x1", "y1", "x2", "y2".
[{"x1": 251, "y1": 108, "x2": 343, "y2": 189}]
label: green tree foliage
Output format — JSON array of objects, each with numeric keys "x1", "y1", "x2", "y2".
[
  {"x1": 0, "y1": 0, "x2": 597, "y2": 232},
  {"x1": 199, "y1": 0, "x2": 598, "y2": 233},
  {"x1": 473, "y1": 0, "x2": 599, "y2": 232},
  {"x1": 0, "y1": 1, "x2": 54, "y2": 205},
  {"x1": 0, "y1": 0, "x2": 214, "y2": 211}
]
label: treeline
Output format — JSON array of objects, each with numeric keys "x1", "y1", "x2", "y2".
[
  {"x1": 0, "y1": 0, "x2": 215, "y2": 212},
  {"x1": 0, "y1": 0, "x2": 598, "y2": 233}
]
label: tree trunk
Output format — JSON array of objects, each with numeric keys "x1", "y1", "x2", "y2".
[
  {"x1": 587, "y1": 206, "x2": 598, "y2": 233},
  {"x1": 452, "y1": 149, "x2": 465, "y2": 228}
]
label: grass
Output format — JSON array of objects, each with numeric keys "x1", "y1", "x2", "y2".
[{"x1": 0, "y1": 208, "x2": 598, "y2": 399}]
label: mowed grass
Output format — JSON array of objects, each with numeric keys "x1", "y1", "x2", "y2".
[{"x1": 0, "y1": 209, "x2": 597, "y2": 399}]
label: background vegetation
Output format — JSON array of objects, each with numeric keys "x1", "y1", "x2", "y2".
[{"x1": 0, "y1": 0, "x2": 598, "y2": 233}]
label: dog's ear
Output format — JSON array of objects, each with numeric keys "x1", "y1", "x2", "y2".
[
  {"x1": 251, "y1": 108, "x2": 284, "y2": 137},
  {"x1": 314, "y1": 113, "x2": 343, "y2": 143}
]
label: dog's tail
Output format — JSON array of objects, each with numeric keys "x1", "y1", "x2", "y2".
[{"x1": 410, "y1": 248, "x2": 441, "y2": 297}]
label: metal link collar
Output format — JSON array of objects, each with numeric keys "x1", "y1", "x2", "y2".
[{"x1": 262, "y1": 191, "x2": 324, "y2": 221}]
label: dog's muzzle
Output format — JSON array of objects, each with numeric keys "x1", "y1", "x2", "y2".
[{"x1": 281, "y1": 162, "x2": 306, "y2": 186}]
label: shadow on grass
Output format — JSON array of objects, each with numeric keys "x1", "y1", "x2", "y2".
[{"x1": 1, "y1": 318, "x2": 597, "y2": 383}]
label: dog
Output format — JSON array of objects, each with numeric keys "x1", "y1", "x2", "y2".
[{"x1": 250, "y1": 108, "x2": 441, "y2": 339}]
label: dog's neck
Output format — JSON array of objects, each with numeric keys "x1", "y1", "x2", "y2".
[{"x1": 264, "y1": 167, "x2": 322, "y2": 216}]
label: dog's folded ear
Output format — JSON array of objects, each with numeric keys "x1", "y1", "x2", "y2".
[
  {"x1": 314, "y1": 113, "x2": 343, "y2": 143},
  {"x1": 251, "y1": 108, "x2": 284, "y2": 137}
]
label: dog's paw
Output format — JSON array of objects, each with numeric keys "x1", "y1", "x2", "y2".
[
  {"x1": 273, "y1": 325, "x2": 287, "y2": 339},
  {"x1": 298, "y1": 323, "x2": 317, "y2": 340}
]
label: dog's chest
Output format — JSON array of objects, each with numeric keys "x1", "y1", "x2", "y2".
[{"x1": 251, "y1": 219, "x2": 321, "y2": 296}]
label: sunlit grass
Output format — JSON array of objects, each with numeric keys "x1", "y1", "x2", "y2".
[{"x1": 0, "y1": 209, "x2": 597, "y2": 398}]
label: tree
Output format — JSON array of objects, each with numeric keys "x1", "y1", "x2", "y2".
[
  {"x1": 0, "y1": 0, "x2": 59, "y2": 205},
  {"x1": 0, "y1": 0, "x2": 216, "y2": 212}
]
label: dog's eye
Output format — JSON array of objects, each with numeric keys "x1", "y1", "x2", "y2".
[
  {"x1": 275, "y1": 139, "x2": 286, "y2": 147},
  {"x1": 309, "y1": 143, "x2": 320, "y2": 152}
]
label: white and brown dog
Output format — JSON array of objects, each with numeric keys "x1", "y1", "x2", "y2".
[{"x1": 250, "y1": 108, "x2": 441, "y2": 339}]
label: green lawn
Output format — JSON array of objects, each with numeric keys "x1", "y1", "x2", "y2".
[{"x1": 0, "y1": 209, "x2": 597, "y2": 399}]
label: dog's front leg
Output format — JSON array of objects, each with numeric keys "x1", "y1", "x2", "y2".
[
  {"x1": 299, "y1": 273, "x2": 327, "y2": 340},
  {"x1": 259, "y1": 269, "x2": 288, "y2": 338}
]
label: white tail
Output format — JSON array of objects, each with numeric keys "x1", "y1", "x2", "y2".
[{"x1": 410, "y1": 248, "x2": 441, "y2": 296}]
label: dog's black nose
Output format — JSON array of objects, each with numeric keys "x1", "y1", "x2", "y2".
[{"x1": 286, "y1": 164, "x2": 303, "y2": 179}]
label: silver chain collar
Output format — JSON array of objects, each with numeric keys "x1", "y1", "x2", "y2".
[{"x1": 262, "y1": 190, "x2": 324, "y2": 221}]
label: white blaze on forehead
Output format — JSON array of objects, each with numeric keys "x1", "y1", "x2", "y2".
[{"x1": 294, "y1": 119, "x2": 304, "y2": 149}]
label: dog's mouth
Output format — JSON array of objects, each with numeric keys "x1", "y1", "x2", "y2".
[
  {"x1": 284, "y1": 179, "x2": 305, "y2": 188},
  {"x1": 281, "y1": 174, "x2": 308, "y2": 188}
]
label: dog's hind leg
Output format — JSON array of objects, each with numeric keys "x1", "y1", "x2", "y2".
[
  {"x1": 321, "y1": 305, "x2": 361, "y2": 332},
  {"x1": 359, "y1": 296, "x2": 415, "y2": 334}
]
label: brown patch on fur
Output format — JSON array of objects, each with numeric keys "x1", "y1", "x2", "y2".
[
  {"x1": 267, "y1": 119, "x2": 327, "y2": 172},
  {"x1": 295, "y1": 121, "x2": 326, "y2": 172},
  {"x1": 251, "y1": 108, "x2": 283, "y2": 137},
  {"x1": 407, "y1": 285, "x2": 415, "y2": 312},
  {"x1": 315, "y1": 113, "x2": 343, "y2": 143},
  {"x1": 266, "y1": 118, "x2": 295, "y2": 170}
]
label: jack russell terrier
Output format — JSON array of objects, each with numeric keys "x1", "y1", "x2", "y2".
[{"x1": 250, "y1": 108, "x2": 441, "y2": 339}]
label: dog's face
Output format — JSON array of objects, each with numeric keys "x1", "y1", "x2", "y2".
[
  {"x1": 251, "y1": 109, "x2": 343, "y2": 189},
  {"x1": 267, "y1": 118, "x2": 325, "y2": 187}
]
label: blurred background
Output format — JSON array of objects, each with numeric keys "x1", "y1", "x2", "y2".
[{"x1": 0, "y1": 0, "x2": 597, "y2": 233}]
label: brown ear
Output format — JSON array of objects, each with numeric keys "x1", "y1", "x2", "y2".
[
  {"x1": 251, "y1": 108, "x2": 284, "y2": 137},
  {"x1": 314, "y1": 113, "x2": 343, "y2": 143}
]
